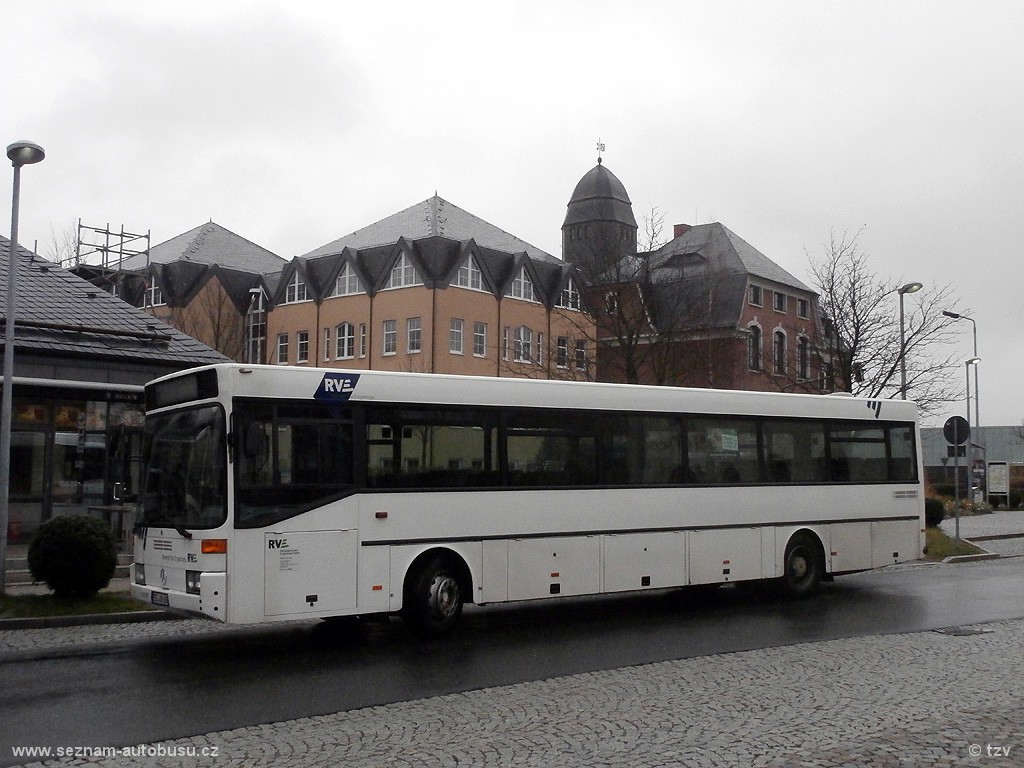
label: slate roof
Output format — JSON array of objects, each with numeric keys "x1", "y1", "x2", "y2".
[
  {"x1": 276, "y1": 235, "x2": 576, "y2": 310},
  {"x1": 563, "y1": 160, "x2": 638, "y2": 230},
  {"x1": 648, "y1": 223, "x2": 812, "y2": 292},
  {"x1": 121, "y1": 221, "x2": 287, "y2": 274},
  {"x1": 302, "y1": 195, "x2": 559, "y2": 264},
  {"x1": 1, "y1": 235, "x2": 228, "y2": 366}
]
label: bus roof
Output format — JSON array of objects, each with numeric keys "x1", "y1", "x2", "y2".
[{"x1": 148, "y1": 363, "x2": 919, "y2": 423}]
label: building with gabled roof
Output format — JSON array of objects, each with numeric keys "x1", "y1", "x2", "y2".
[{"x1": 2, "y1": 234, "x2": 227, "y2": 544}]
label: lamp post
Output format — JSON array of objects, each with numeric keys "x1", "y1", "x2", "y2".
[
  {"x1": 965, "y1": 357, "x2": 980, "y2": 509},
  {"x1": 897, "y1": 282, "x2": 923, "y2": 400},
  {"x1": 1, "y1": 140, "x2": 45, "y2": 594},
  {"x1": 943, "y1": 310, "x2": 980, "y2": 430}
]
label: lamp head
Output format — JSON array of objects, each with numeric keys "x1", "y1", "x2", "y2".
[
  {"x1": 966, "y1": 357, "x2": 981, "y2": 367},
  {"x1": 898, "y1": 282, "x2": 923, "y2": 295},
  {"x1": 6, "y1": 141, "x2": 45, "y2": 167},
  {"x1": 942, "y1": 310, "x2": 960, "y2": 319}
]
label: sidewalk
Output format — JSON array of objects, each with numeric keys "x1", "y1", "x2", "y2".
[
  {"x1": 4, "y1": 617, "x2": 1022, "y2": 767},
  {"x1": 940, "y1": 509, "x2": 1024, "y2": 557}
]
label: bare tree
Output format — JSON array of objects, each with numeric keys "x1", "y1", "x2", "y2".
[
  {"x1": 43, "y1": 222, "x2": 79, "y2": 265},
  {"x1": 166, "y1": 280, "x2": 245, "y2": 361},
  {"x1": 809, "y1": 229, "x2": 965, "y2": 416}
]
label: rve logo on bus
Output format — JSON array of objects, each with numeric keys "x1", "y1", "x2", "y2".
[{"x1": 314, "y1": 372, "x2": 360, "y2": 402}]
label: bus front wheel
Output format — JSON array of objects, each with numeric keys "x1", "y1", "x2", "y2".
[
  {"x1": 402, "y1": 557, "x2": 463, "y2": 639},
  {"x1": 781, "y1": 533, "x2": 824, "y2": 597}
]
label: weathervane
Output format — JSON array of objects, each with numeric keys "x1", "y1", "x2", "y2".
[{"x1": 597, "y1": 138, "x2": 606, "y2": 163}]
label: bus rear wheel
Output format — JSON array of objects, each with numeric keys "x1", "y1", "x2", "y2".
[
  {"x1": 781, "y1": 533, "x2": 824, "y2": 597},
  {"x1": 402, "y1": 557, "x2": 463, "y2": 639}
]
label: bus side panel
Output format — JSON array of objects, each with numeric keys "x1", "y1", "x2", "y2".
[
  {"x1": 481, "y1": 540, "x2": 509, "y2": 603},
  {"x1": 507, "y1": 536, "x2": 601, "y2": 601},
  {"x1": 358, "y1": 544, "x2": 392, "y2": 613},
  {"x1": 829, "y1": 523, "x2": 873, "y2": 574},
  {"x1": 602, "y1": 532, "x2": 687, "y2": 592},
  {"x1": 264, "y1": 530, "x2": 357, "y2": 617},
  {"x1": 687, "y1": 528, "x2": 761, "y2": 585},
  {"x1": 871, "y1": 520, "x2": 919, "y2": 567}
]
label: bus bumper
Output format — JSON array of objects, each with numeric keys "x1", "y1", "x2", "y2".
[{"x1": 131, "y1": 571, "x2": 227, "y2": 622}]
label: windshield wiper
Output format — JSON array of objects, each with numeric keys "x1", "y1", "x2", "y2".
[{"x1": 174, "y1": 524, "x2": 193, "y2": 540}]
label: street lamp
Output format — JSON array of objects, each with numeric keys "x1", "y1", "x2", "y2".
[
  {"x1": 965, "y1": 357, "x2": 981, "y2": 516},
  {"x1": 943, "y1": 310, "x2": 980, "y2": 430},
  {"x1": 1, "y1": 140, "x2": 45, "y2": 594},
  {"x1": 897, "y1": 281, "x2": 923, "y2": 400}
]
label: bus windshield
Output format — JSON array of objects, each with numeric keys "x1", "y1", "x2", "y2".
[{"x1": 140, "y1": 405, "x2": 227, "y2": 530}]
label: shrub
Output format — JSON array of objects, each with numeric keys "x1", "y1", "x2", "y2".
[
  {"x1": 924, "y1": 497, "x2": 946, "y2": 528},
  {"x1": 27, "y1": 515, "x2": 117, "y2": 599}
]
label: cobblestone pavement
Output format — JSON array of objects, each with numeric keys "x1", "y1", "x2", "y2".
[{"x1": 6, "y1": 615, "x2": 1024, "y2": 768}]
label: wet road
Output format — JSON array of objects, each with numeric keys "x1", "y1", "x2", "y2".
[{"x1": 2, "y1": 557, "x2": 1023, "y2": 764}]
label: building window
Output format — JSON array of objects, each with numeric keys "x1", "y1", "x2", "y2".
[
  {"x1": 506, "y1": 267, "x2": 536, "y2": 302},
  {"x1": 359, "y1": 323, "x2": 367, "y2": 358},
  {"x1": 276, "y1": 333, "x2": 289, "y2": 365},
  {"x1": 245, "y1": 289, "x2": 267, "y2": 364},
  {"x1": 537, "y1": 333, "x2": 544, "y2": 365},
  {"x1": 514, "y1": 326, "x2": 533, "y2": 362},
  {"x1": 556, "y1": 336, "x2": 569, "y2": 368},
  {"x1": 336, "y1": 322, "x2": 355, "y2": 359},
  {"x1": 502, "y1": 327, "x2": 510, "y2": 361},
  {"x1": 450, "y1": 318, "x2": 464, "y2": 354},
  {"x1": 455, "y1": 255, "x2": 484, "y2": 291},
  {"x1": 284, "y1": 271, "x2": 308, "y2": 304},
  {"x1": 383, "y1": 320, "x2": 397, "y2": 355},
  {"x1": 748, "y1": 324, "x2": 762, "y2": 371},
  {"x1": 387, "y1": 253, "x2": 421, "y2": 289},
  {"x1": 749, "y1": 284, "x2": 763, "y2": 306},
  {"x1": 574, "y1": 339, "x2": 587, "y2": 371},
  {"x1": 323, "y1": 327, "x2": 331, "y2": 361},
  {"x1": 773, "y1": 330, "x2": 786, "y2": 375},
  {"x1": 407, "y1": 317, "x2": 422, "y2": 354},
  {"x1": 557, "y1": 278, "x2": 581, "y2": 310},
  {"x1": 798, "y1": 298, "x2": 809, "y2": 319},
  {"x1": 473, "y1": 322, "x2": 487, "y2": 357},
  {"x1": 774, "y1": 292, "x2": 787, "y2": 313},
  {"x1": 798, "y1": 336, "x2": 810, "y2": 380},
  {"x1": 333, "y1": 263, "x2": 362, "y2": 296},
  {"x1": 297, "y1": 331, "x2": 310, "y2": 363},
  {"x1": 605, "y1": 291, "x2": 618, "y2": 315},
  {"x1": 145, "y1": 279, "x2": 165, "y2": 308}
]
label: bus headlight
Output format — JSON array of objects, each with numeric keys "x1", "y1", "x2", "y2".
[
  {"x1": 185, "y1": 570, "x2": 201, "y2": 595},
  {"x1": 134, "y1": 563, "x2": 146, "y2": 586}
]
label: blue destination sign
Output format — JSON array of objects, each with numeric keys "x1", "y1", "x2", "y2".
[{"x1": 314, "y1": 372, "x2": 360, "y2": 402}]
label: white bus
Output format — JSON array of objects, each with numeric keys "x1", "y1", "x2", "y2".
[{"x1": 131, "y1": 364, "x2": 924, "y2": 637}]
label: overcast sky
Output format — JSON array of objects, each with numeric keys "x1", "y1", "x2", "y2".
[{"x1": 4, "y1": 1, "x2": 1022, "y2": 429}]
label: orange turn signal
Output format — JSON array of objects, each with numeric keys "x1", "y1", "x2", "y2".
[{"x1": 201, "y1": 539, "x2": 228, "y2": 554}]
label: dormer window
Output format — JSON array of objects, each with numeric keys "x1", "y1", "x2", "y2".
[
  {"x1": 454, "y1": 255, "x2": 484, "y2": 291},
  {"x1": 145, "y1": 279, "x2": 165, "y2": 308},
  {"x1": 333, "y1": 263, "x2": 362, "y2": 296},
  {"x1": 557, "y1": 278, "x2": 580, "y2": 310},
  {"x1": 387, "y1": 253, "x2": 421, "y2": 289},
  {"x1": 284, "y1": 272, "x2": 308, "y2": 303},
  {"x1": 506, "y1": 267, "x2": 536, "y2": 302}
]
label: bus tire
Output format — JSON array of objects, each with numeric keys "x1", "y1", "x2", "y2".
[
  {"x1": 781, "y1": 532, "x2": 824, "y2": 597},
  {"x1": 402, "y1": 556, "x2": 463, "y2": 639}
]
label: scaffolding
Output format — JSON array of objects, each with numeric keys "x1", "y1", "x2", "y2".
[{"x1": 64, "y1": 221, "x2": 151, "y2": 300}]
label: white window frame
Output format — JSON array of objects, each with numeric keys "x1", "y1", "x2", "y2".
[
  {"x1": 773, "y1": 329, "x2": 787, "y2": 375},
  {"x1": 383, "y1": 320, "x2": 397, "y2": 355},
  {"x1": 514, "y1": 326, "x2": 533, "y2": 363},
  {"x1": 450, "y1": 318, "x2": 464, "y2": 355},
  {"x1": 473, "y1": 322, "x2": 487, "y2": 357},
  {"x1": 284, "y1": 271, "x2": 309, "y2": 304},
  {"x1": 506, "y1": 267, "x2": 536, "y2": 302},
  {"x1": 407, "y1": 317, "x2": 422, "y2": 354},
  {"x1": 773, "y1": 291, "x2": 787, "y2": 313},
  {"x1": 557, "y1": 278, "x2": 580, "y2": 310},
  {"x1": 387, "y1": 253, "x2": 421, "y2": 289},
  {"x1": 556, "y1": 336, "x2": 569, "y2": 369},
  {"x1": 359, "y1": 323, "x2": 367, "y2": 358},
  {"x1": 749, "y1": 284, "x2": 763, "y2": 307},
  {"x1": 323, "y1": 327, "x2": 332, "y2": 361},
  {"x1": 336, "y1": 322, "x2": 355, "y2": 360},
  {"x1": 276, "y1": 333, "x2": 289, "y2": 365},
  {"x1": 297, "y1": 331, "x2": 310, "y2": 363},
  {"x1": 748, "y1": 323, "x2": 763, "y2": 371},
  {"x1": 455, "y1": 255, "x2": 484, "y2": 291},
  {"x1": 333, "y1": 263, "x2": 362, "y2": 296}
]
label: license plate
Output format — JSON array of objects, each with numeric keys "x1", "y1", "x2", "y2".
[{"x1": 151, "y1": 591, "x2": 169, "y2": 607}]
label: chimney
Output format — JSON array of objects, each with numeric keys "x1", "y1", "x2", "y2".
[{"x1": 673, "y1": 223, "x2": 692, "y2": 238}]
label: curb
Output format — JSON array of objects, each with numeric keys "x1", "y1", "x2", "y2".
[
  {"x1": 0, "y1": 610, "x2": 178, "y2": 631},
  {"x1": 942, "y1": 552, "x2": 1001, "y2": 564}
]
